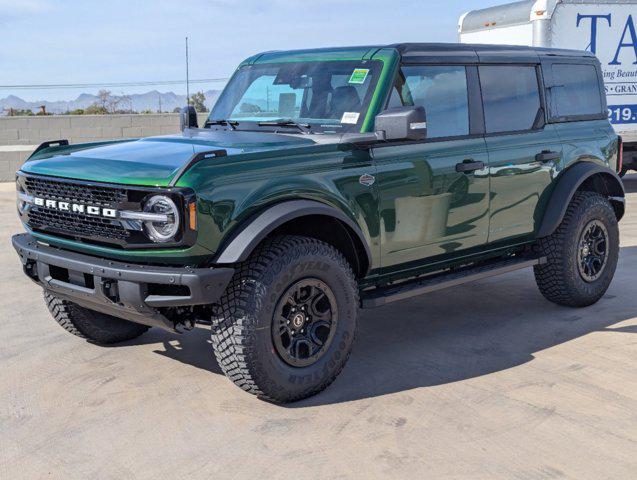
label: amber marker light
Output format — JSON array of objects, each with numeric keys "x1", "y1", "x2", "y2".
[{"x1": 188, "y1": 201, "x2": 197, "y2": 230}]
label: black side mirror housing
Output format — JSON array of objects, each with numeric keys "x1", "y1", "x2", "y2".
[
  {"x1": 375, "y1": 106, "x2": 427, "y2": 141},
  {"x1": 180, "y1": 106, "x2": 198, "y2": 131}
]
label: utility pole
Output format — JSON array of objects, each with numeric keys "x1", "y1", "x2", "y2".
[
  {"x1": 185, "y1": 37, "x2": 190, "y2": 106},
  {"x1": 158, "y1": 93, "x2": 162, "y2": 113}
]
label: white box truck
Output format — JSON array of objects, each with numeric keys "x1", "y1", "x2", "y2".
[{"x1": 459, "y1": 0, "x2": 637, "y2": 173}]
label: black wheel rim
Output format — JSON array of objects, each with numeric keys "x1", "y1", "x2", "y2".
[
  {"x1": 577, "y1": 220, "x2": 609, "y2": 283},
  {"x1": 272, "y1": 279, "x2": 338, "y2": 368}
]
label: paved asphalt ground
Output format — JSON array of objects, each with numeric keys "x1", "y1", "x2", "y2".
[{"x1": 0, "y1": 179, "x2": 635, "y2": 480}]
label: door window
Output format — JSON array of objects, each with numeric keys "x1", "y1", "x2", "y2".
[
  {"x1": 388, "y1": 66, "x2": 470, "y2": 138},
  {"x1": 479, "y1": 66, "x2": 541, "y2": 133},
  {"x1": 550, "y1": 64, "x2": 603, "y2": 119}
]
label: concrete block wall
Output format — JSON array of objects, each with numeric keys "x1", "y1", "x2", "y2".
[{"x1": 0, "y1": 113, "x2": 209, "y2": 181}]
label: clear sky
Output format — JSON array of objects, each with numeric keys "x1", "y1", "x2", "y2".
[{"x1": 0, "y1": 0, "x2": 507, "y2": 101}]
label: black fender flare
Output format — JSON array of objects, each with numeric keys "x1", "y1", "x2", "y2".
[
  {"x1": 213, "y1": 200, "x2": 373, "y2": 274},
  {"x1": 537, "y1": 162, "x2": 625, "y2": 238}
]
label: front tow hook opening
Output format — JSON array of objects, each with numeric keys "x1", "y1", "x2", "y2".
[{"x1": 101, "y1": 280, "x2": 119, "y2": 303}]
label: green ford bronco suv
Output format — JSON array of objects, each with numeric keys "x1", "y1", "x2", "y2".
[{"x1": 13, "y1": 44, "x2": 625, "y2": 402}]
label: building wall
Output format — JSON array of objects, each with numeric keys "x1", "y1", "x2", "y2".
[{"x1": 0, "y1": 113, "x2": 209, "y2": 181}]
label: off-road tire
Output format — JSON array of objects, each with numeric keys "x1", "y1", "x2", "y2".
[
  {"x1": 211, "y1": 235, "x2": 359, "y2": 403},
  {"x1": 44, "y1": 292, "x2": 150, "y2": 344},
  {"x1": 534, "y1": 191, "x2": 619, "y2": 307}
]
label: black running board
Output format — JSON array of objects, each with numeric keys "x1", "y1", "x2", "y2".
[{"x1": 361, "y1": 255, "x2": 546, "y2": 308}]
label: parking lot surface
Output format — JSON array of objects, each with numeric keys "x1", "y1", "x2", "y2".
[{"x1": 0, "y1": 179, "x2": 635, "y2": 479}]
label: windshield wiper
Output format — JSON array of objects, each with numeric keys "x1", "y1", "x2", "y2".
[
  {"x1": 204, "y1": 119, "x2": 239, "y2": 130},
  {"x1": 257, "y1": 120, "x2": 311, "y2": 134}
]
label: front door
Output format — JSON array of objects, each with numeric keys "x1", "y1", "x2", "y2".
[{"x1": 373, "y1": 65, "x2": 490, "y2": 274}]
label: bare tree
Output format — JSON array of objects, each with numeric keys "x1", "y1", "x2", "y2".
[
  {"x1": 120, "y1": 94, "x2": 133, "y2": 113},
  {"x1": 96, "y1": 89, "x2": 122, "y2": 113},
  {"x1": 97, "y1": 90, "x2": 111, "y2": 110},
  {"x1": 107, "y1": 97, "x2": 121, "y2": 113}
]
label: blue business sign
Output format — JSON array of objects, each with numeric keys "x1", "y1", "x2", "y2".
[
  {"x1": 608, "y1": 104, "x2": 637, "y2": 124},
  {"x1": 576, "y1": 12, "x2": 637, "y2": 125}
]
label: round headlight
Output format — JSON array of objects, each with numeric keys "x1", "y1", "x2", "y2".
[{"x1": 143, "y1": 195, "x2": 180, "y2": 243}]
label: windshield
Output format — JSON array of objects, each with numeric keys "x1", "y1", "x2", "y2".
[{"x1": 208, "y1": 60, "x2": 382, "y2": 134}]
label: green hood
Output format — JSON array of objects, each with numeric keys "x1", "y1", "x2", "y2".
[{"x1": 21, "y1": 130, "x2": 326, "y2": 186}]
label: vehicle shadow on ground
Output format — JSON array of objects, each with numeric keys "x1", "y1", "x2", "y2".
[
  {"x1": 116, "y1": 325, "x2": 223, "y2": 375},
  {"x1": 114, "y1": 246, "x2": 637, "y2": 407}
]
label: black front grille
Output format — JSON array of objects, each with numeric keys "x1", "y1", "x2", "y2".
[
  {"x1": 24, "y1": 176, "x2": 127, "y2": 207},
  {"x1": 28, "y1": 208, "x2": 130, "y2": 241},
  {"x1": 21, "y1": 176, "x2": 131, "y2": 244}
]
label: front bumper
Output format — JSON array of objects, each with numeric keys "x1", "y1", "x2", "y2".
[{"x1": 12, "y1": 233, "x2": 234, "y2": 331}]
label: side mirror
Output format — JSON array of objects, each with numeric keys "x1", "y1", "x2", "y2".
[
  {"x1": 180, "y1": 106, "x2": 198, "y2": 131},
  {"x1": 375, "y1": 106, "x2": 427, "y2": 141}
]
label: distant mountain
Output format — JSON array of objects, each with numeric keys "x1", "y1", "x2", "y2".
[{"x1": 0, "y1": 90, "x2": 221, "y2": 114}]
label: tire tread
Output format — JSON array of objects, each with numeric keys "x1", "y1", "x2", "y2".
[
  {"x1": 210, "y1": 235, "x2": 358, "y2": 403},
  {"x1": 44, "y1": 292, "x2": 149, "y2": 344},
  {"x1": 534, "y1": 191, "x2": 619, "y2": 307}
]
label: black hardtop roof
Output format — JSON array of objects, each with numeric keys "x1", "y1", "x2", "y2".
[
  {"x1": 387, "y1": 43, "x2": 597, "y2": 65},
  {"x1": 391, "y1": 43, "x2": 595, "y2": 58},
  {"x1": 251, "y1": 43, "x2": 597, "y2": 65}
]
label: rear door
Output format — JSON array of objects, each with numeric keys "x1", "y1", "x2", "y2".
[{"x1": 479, "y1": 63, "x2": 564, "y2": 242}]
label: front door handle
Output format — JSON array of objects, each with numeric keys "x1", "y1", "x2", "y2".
[
  {"x1": 455, "y1": 160, "x2": 485, "y2": 173},
  {"x1": 536, "y1": 151, "x2": 560, "y2": 163}
]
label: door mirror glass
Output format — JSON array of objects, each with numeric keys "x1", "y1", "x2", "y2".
[
  {"x1": 180, "y1": 106, "x2": 198, "y2": 131},
  {"x1": 375, "y1": 106, "x2": 427, "y2": 141}
]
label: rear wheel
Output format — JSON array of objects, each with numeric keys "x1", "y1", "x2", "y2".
[
  {"x1": 211, "y1": 235, "x2": 358, "y2": 403},
  {"x1": 534, "y1": 192, "x2": 619, "y2": 307},
  {"x1": 44, "y1": 292, "x2": 150, "y2": 344}
]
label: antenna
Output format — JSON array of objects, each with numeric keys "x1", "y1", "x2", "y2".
[{"x1": 185, "y1": 37, "x2": 190, "y2": 106}]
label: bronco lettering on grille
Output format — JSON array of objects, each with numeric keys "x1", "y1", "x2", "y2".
[{"x1": 33, "y1": 197, "x2": 117, "y2": 218}]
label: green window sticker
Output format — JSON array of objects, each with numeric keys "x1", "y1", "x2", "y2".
[{"x1": 349, "y1": 69, "x2": 369, "y2": 84}]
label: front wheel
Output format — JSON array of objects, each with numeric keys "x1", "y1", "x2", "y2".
[
  {"x1": 211, "y1": 235, "x2": 359, "y2": 403},
  {"x1": 534, "y1": 192, "x2": 619, "y2": 307}
]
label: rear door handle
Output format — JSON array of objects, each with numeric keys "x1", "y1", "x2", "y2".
[
  {"x1": 536, "y1": 151, "x2": 560, "y2": 163},
  {"x1": 455, "y1": 160, "x2": 485, "y2": 173}
]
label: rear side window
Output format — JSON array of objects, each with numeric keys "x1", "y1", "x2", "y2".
[
  {"x1": 479, "y1": 66, "x2": 541, "y2": 133},
  {"x1": 550, "y1": 64, "x2": 603, "y2": 119},
  {"x1": 388, "y1": 65, "x2": 469, "y2": 138}
]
